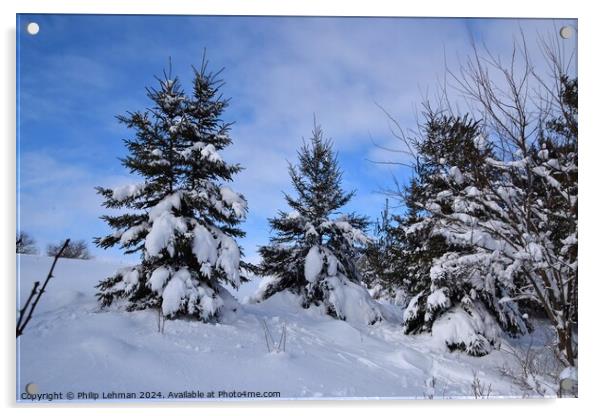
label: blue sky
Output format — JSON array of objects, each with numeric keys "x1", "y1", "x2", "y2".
[{"x1": 16, "y1": 15, "x2": 576, "y2": 263}]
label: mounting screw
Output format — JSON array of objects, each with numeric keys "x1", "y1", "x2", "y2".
[
  {"x1": 26, "y1": 22, "x2": 40, "y2": 36},
  {"x1": 25, "y1": 383, "x2": 38, "y2": 395},
  {"x1": 559, "y1": 26, "x2": 573, "y2": 39}
]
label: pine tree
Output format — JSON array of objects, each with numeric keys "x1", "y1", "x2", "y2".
[
  {"x1": 361, "y1": 199, "x2": 393, "y2": 291},
  {"x1": 95, "y1": 57, "x2": 247, "y2": 322},
  {"x1": 399, "y1": 112, "x2": 530, "y2": 355},
  {"x1": 360, "y1": 199, "x2": 407, "y2": 304},
  {"x1": 404, "y1": 76, "x2": 578, "y2": 364},
  {"x1": 257, "y1": 124, "x2": 381, "y2": 324}
]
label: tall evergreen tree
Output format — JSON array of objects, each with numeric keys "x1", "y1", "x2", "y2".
[
  {"x1": 399, "y1": 112, "x2": 530, "y2": 355},
  {"x1": 257, "y1": 124, "x2": 381, "y2": 324},
  {"x1": 95, "y1": 58, "x2": 247, "y2": 322}
]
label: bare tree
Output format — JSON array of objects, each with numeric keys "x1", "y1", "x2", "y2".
[
  {"x1": 16, "y1": 231, "x2": 38, "y2": 255},
  {"x1": 47, "y1": 239, "x2": 92, "y2": 260}
]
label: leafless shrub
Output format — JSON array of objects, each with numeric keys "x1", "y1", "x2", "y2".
[
  {"x1": 16, "y1": 231, "x2": 38, "y2": 254},
  {"x1": 47, "y1": 239, "x2": 92, "y2": 260},
  {"x1": 471, "y1": 371, "x2": 492, "y2": 399},
  {"x1": 498, "y1": 334, "x2": 562, "y2": 397}
]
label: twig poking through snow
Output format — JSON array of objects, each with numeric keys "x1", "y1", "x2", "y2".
[
  {"x1": 262, "y1": 319, "x2": 287, "y2": 353},
  {"x1": 17, "y1": 239, "x2": 70, "y2": 337}
]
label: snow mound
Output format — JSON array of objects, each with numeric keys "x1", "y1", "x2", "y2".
[
  {"x1": 321, "y1": 276, "x2": 383, "y2": 325},
  {"x1": 430, "y1": 303, "x2": 501, "y2": 356}
]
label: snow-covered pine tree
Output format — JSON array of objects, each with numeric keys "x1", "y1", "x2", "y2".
[
  {"x1": 421, "y1": 75, "x2": 578, "y2": 365},
  {"x1": 399, "y1": 112, "x2": 530, "y2": 356},
  {"x1": 95, "y1": 58, "x2": 247, "y2": 322},
  {"x1": 256, "y1": 124, "x2": 382, "y2": 324}
]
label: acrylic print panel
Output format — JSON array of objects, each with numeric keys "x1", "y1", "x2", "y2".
[{"x1": 16, "y1": 14, "x2": 578, "y2": 402}]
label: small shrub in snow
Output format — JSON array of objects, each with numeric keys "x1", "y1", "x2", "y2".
[
  {"x1": 95, "y1": 57, "x2": 247, "y2": 322},
  {"x1": 470, "y1": 371, "x2": 492, "y2": 399},
  {"x1": 498, "y1": 332, "x2": 564, "y2": 397}
]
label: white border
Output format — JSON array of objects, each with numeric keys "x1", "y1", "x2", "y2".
[{"x1": 2, "y1": 1, "x2": 599, "y2": 415}]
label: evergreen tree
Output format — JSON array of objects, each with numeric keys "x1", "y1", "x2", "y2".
[
  {"x1": 403, "y1": 76, "x2": 577, "y2": 363},
  {"x1": 95, "y1": 58, "x2": 247, "y2": 322},
  {"x1": 361, "y1": 199, "x2": 393, "y2": 290},
  {"x1": 257, "y1": 124, "x2": 381, "y2": 324},
  {"x1": 360, "y1": 199, "x2": 407, "y2": 304},
  {"x1": 399, "y1": 112, "x2": 530, "y2": 355}
]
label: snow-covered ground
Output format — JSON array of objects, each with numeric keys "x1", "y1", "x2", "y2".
[{"x1": 17, "y1": 255, "x2": 554, "y2": 402}]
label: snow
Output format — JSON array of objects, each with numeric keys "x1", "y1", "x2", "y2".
[
  {"x1": 304, "y1": 246, "x2": 323, "y2": 283},
  {"x1": 148, "y1": 193, "x2": 182, "y2": 221},
  {"x1": 197, "y1": 284, "x2": 224, "y2": 318},
  {"x1": 430, "y1": 303, "x2": 501, "y2": 357},
  {"x1": 17, "y1": 255, "x2": 560, "y2": 401},
  {"x1": 119, "y1": 223, "x2": 147, "y2": 245},
  {"x1": 560, "y1": 366, "x2": 578, "y2": 381},
  {"x1": 162, "y1": 269, "x2": 189, "y2": 316},
  {"x1": 449, "y1": 166, "x2": 464, "y2": 185},
  {"x1": 323, "y1": 276, "x2": 383, "y2": 325},
  {"x1": 122, "y1": 268, "x2": 139, "y2": 294},
  {"x1": 426, "y1": 288, "x2": 450, "y2": 312},
  {"x1": 148, "y1": 266, "x2": 171, "y2": 294},
  {"x1": 473, "y1": 134, "x2": 488, "y2": 151},
  {"x1": 216, "y1": 235, "x2": 241, "y2": 287},
  {"x1": 112, "y1": 183, "x2": 146, "y2": 201},
  {"x1": 192, "y1": 225, "x2": 218, "y2": 266},
  {"x1": 403, "y1": 292, "x2": 423, "y2": 324},
  {"x1": 287, "y1": 210, "x2": 301, "y2": 219},
  {"x1": 145, "y1": 211, "x2": 187, "y2": 258},
  {"x1": 200, "y1": 144, "x2": 222, "y2": 163},
  {"x1": 145, "y1": 193, "x2": 187, "y2": 258},
  {"x1": 333, "y1": 219, "x2": 370, "y2": 245},
  {"x1": 326, "y1": 251, "x2": 338, "y2": 276},
  {"x1": 219, "y1": 186, "x2": 247, "y2": 219}
]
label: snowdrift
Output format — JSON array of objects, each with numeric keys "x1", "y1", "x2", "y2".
[{"x1": 17, "y1": 255, "x2": 550, "y2": 401}]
